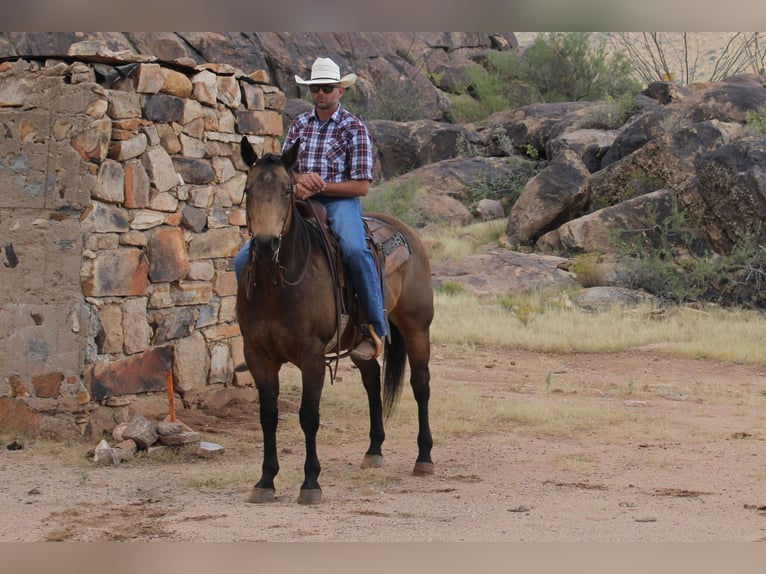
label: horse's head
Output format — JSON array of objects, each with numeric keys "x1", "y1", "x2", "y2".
[{"x1": 240, "y1": 136, "x2": 300, "y2": 261}]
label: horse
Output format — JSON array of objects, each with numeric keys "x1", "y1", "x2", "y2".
[{"x1": 235, "y1": 136, "x2": 434, "y2": 505}]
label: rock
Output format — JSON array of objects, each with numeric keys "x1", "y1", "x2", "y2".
[
  {"x1": 111, "y1": 422, "x2": 129, "y2": 442},
  {"x1": 93, "y1": 438, "x2": 120, "y2": 465},
  {"x1": 157, "y1": 431, "x2": 200, "y2": 446},
  {"x1": 197, "y1": 441, "x2": 225, "y2": 458},
  {"x1": 571, "y1": 286, "x2": 658, "y2": 312},
  {"x1": 506, "y1": 149, "x2": 590, "y2": 245},
  {"x1": 121, "y1": 412, "x2": 158, "y2": 448},
  {"x1": 156, "y1": 421, "x2": 186, "y2": 435},
  {"x1": 474, "y1": 198, "x2": 504, "y2": 221}
]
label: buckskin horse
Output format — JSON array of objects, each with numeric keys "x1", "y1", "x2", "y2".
[{"x1": 236, "y1": 136, "x2": 434, "y2": 504}]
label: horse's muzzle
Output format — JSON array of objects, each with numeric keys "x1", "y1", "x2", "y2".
[{"x1": 250, "y1": 235, "x2": 281, "y2": 262}]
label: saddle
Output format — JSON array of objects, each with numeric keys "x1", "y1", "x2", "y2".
[{"x1": 296, "y1": 199, "x2": 411, "y2": 356}]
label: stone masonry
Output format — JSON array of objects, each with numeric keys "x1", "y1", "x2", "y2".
[{"x1": 0, "y1": 46, "x2": 285, "y2": 439}]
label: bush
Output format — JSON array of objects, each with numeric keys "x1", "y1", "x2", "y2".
[
  {"x1": 342, "y1": 76, "x2": 430, "y2": 122},
  {"x1": 519, "y1": 33, "x2": 641, "y2": 103},
  {"x1": 612, "y1": 203, "x2": 766, "y2": 308},
  {"x1": 435, "y1": 281, "x2": 465, "y2": 296},
  {"x1": 362, "y1": 179, "x2": 426, "y2": 227},
  {"x1": 571, "y1": 252, "x2": 605, "y2": 288},
  {"x1": 464, "y1": 161, "x2": 536, "y2": 214},
  {"x1": 744, "y1": 105, "x2": 766, "y2": 137},
  {"x1": 450, "y1": 33, "x2": 641, "y2": 123}
]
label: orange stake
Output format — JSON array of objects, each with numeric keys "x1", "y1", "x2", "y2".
[{"x1": 166, "y1": 370, "x2": 177, "y2": 422}]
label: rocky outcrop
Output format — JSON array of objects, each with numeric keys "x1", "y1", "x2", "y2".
[
  {"x1": 505, "y1": 149, "x2": 591, "y2": 245},
  {"x1": 468, "y1": 76, "x2": 766, "y2": 259},
  {"x1": 0, "y1": 32, "x2": 519, "y2": 123},
  {"x1": 679, "y1": 137, "x2": 766, "y2": 253}
]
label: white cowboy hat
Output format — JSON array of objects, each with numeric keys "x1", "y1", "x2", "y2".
[{"x1": 294, "y1": 57, "x2": 358, "y2": 88}]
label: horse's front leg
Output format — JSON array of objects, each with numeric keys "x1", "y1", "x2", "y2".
[
  {"x1": 297, "y1": 359, "x2": 326, "y2": 504},
  {"x1": 247, "y1": 356, "x2": 281, "y2": 503}
]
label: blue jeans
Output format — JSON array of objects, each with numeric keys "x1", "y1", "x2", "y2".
[{"x1": 234, "y1": 196, "x2": 387, "y2": 337}]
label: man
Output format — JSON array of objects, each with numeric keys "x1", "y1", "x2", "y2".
[{"x1": 234, "y1": 57, "x2": 385, "y2": 360}]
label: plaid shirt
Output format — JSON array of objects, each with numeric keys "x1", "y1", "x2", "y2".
[{"x1": 282, "y1": 104, "x2": 373, "y2": 183}]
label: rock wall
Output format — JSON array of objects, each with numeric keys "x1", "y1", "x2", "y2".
[{"x1": 0, "y1": 52, "x2": 284, "y2": 438}]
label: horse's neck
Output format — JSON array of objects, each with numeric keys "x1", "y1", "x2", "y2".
[{"x1": 269, "y1": 206, "x2": 313, "y2": 283}]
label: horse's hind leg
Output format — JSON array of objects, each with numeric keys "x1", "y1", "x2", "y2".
[
  {"x1": 406, "y1": 330, "x2": 434, "y2": 475},
  {"x1": 355, "y1": 358, "x2": 385, "y2": 468}
]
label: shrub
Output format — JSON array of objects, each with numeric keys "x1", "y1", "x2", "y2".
[
  {"x1": 744, "y1": 105, "x2": 766, "y2": 137},
  {"x1": 362, "y1": 179, "x2": 426, "y2": 227},
  {"x1": 435, "y1": 281, "x2": 465, "y2": 296},
  {"x1": 518, "y1": 33, "x2": 641, "y2": 103},
  {"x1": 612, "y1": 202, "x2": 766, "y2": 308},
  {"x1": 450, "y1": 33, "x2": 641, "y2": 123},
  {"x1": 342, "y1": 76, "x2": 430, "y2": 122},
  {"x1": 580, "y1": 93, "x2": 641, "y2": 130},
  {"x1": 465, "y1": 168, "x2": 531, "y2": 210},
  {"x1": 571, "y1": 252, "x2": 605, "y2": 287}
]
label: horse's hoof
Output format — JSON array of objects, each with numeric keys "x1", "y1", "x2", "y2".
[
  {"x1": 361, "y1": 454, "x2": 384, "y2": 469},
  {"x1": 412, "y1": 461, "x2": 435, "y2": 476},
  {"x1": 247, "y1": 487, "x2": 276, "y2": 503},
  {"x1": 297, "y1": 488, "x2": 322, "y2": 505}
]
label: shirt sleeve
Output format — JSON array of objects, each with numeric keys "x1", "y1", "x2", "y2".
[{"x1": 348, "y1": 121, "x2": 374, "y2": 181}]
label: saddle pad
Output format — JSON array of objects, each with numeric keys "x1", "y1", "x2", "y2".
[{"x1": 364, "y1": 217, "x2": 411, "y2": 275}]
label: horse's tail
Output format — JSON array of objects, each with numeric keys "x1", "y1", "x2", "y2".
[{"x1": 382, "y1": 321, "x2": 406, "y2": 420}]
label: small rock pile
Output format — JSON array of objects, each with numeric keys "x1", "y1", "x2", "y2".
[{"x1": 91, "y1": 412, "x2": 224, "y2": 465}]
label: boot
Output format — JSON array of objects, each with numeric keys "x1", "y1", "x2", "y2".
[{"x1": 350, "y1": 324, "x2": 383, "y2": 360}]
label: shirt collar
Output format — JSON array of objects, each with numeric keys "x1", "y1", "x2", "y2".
[{"x1": 310, "y1": 103, "x2": 344, "y2": 124}]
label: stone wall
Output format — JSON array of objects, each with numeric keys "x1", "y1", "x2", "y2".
[{"x1": 0, "y1": 51, "x2": 285, "y2": 438}]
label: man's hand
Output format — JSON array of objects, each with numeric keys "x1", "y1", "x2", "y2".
[{"x1": 294, "y1": 172, "x2": 325, "y2": 199}]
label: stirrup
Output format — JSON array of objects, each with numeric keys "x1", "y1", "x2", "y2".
[{"x1": 350, "y1": 324, "x2": 383, "y2": 360}]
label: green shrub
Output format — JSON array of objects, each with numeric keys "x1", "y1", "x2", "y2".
[
  {"x1": 342, "y1": 77, "x2": 430, "y2": 122},
  {"x1": 571, "y1": 252, "x2": 605, "y2": 287},
  {"x1": 612, "y1": 202, "x2": 766, "y2": 308},
  {"x1": 436, "y1": 281, "x2": 465, "y2": 296},
  {"x1": 450, "y1": 33, "x2": 641, "y2": 123},
  {"x1": 519, "y1": 33, "x2": 641, "y2": 103},
  {"x1": 744, "y1": 105, "x2": 766, "y2": 137},
  {"x1": 464, "y1": 166, "x2": 533, "y2": 215},
  {"x1": 362, "y1": 179, "x2": 426, "y2": 227},
  {"x1": 580, "y1": 93, "x2": 641, "y2": 130}
]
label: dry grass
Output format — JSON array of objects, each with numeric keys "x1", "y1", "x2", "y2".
[
  {"x1": 431, "y1": 290, "x2": 766, "y2": 365},
  {"x1": 421, "y1": 219, "x2": 506, "y2": 263}
]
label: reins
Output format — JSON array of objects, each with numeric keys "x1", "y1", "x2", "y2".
[{"x1": 243, "y1": 179, "x2": 312, "y2": 298}]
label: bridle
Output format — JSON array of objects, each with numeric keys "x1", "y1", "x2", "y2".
[{"x1": 242, "y1": 170, "x2": 312, "y2": 298}]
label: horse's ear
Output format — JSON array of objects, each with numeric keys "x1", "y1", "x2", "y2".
[
  {"x1": 241, "y1": 136, "x2": 258, "y2": 166},
  {"x1": 282, "y1": 138, "x2": 300, "y2": 171}
]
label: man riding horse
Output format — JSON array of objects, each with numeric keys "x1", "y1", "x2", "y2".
[{"x1": 235, "y1": 57, "x2": 385, "y2": 360}]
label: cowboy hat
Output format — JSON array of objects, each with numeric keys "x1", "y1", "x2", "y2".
[{"x1": 294, "y1": 57, "x2": 357, "y2": 88}]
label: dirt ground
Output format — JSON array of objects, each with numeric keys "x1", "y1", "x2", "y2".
[{"x1": 1, "y1": 345, "x2": 766, "y2": 543}]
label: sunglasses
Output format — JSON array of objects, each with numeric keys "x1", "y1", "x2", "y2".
[{"x1": 309, "y1": 85, "x2": 337, "y2": 94}]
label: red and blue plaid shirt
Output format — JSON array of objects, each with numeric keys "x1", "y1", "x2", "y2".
[{"x1": 282, "y1": 104, "x2": 373, "y2": 183}]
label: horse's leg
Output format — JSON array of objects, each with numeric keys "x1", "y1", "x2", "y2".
[
  {"x1": 353, "y1": 357, "x2": 385, "y2": 468},
  {"x1": 247, "y1": 357, "x2": 281, "y2": 503},
  {"x1": 405, "y1": 328, "x2": 435, "y2": 476},
  {"x1": 297, "y1": 359, "x2": 326, "y2": 504}
]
